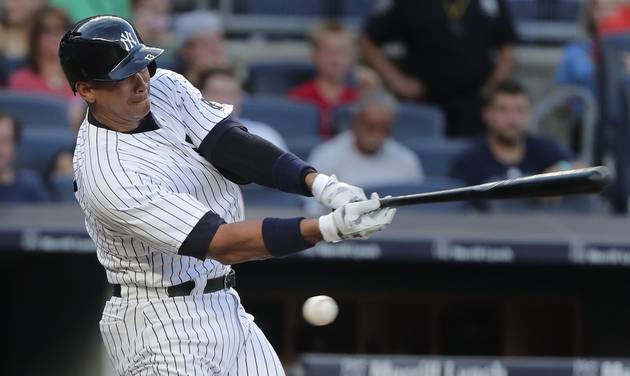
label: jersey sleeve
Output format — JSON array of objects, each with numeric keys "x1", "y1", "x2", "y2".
[
  {"x1": 92, "y1": 170, "x2": 224, "y2": 258},
  {"x1": 151, "y1": 69, "x2": 234, "y2": 148}
]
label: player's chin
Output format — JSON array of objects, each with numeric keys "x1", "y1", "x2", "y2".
[{"x1": 129, "y1": 98, "x2": 151, "y2": 117}]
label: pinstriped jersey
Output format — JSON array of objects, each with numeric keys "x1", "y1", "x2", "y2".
[{"x1": 73, "y1": 69, "x2": 244, "y2": 296}]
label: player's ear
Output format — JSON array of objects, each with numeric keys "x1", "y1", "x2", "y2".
[{"x1": 76, "y1": 81, "x2": 96, "y2": 104}]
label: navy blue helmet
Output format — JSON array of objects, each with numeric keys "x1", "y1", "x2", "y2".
[{"x1": 58, "y1": 15, "x2": 164, "y2": 93}]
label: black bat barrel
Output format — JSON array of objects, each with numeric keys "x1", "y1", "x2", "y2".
[{"x1": 379, "y1": 166, "x2": 611, "y2": 208}]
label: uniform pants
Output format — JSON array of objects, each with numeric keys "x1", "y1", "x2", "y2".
[{"x1": 99, "y1": 288, "x2": 285, "y2": 375}]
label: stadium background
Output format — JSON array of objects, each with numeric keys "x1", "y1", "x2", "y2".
[{"x1": 2, "y1": 0, "x2": 630, "y2": 375}]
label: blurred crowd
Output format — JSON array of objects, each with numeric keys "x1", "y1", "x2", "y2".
[{"x1": 1, "y1": 0, "x2": 628, "y2": 213}]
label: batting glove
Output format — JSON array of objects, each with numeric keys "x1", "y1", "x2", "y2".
[
  {"x1": 318, "y1": 193, "x2": 397, "y2": 243},
  {"x1": 311, "y1": 173, "x2": 368, "y2": 209}
]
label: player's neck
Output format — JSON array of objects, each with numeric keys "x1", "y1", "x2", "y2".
[
  {"x1": 488, "y1": 134, "x2": 524, "y2": 166},
  {"x1": 89, "y1": 107, "x2": 140, "y2": 133}
]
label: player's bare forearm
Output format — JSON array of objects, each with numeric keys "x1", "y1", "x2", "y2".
[
  {"x1": 207, "y1": 218, "x2": 322, "y2": 264},
  {"x1": 304, "y1": 171, "x2": 318, "y2": 193}
]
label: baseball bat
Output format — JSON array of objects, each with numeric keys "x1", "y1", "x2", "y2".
[{"x1": 379, "y1": 166, "x2": 611, "y2": 208}]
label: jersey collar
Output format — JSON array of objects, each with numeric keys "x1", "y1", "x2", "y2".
[{"x1": 88, "y1": 110, "x2": 160, "y2": 134}]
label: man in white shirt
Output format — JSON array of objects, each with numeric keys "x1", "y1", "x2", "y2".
[{"x1": 308, "y1": 89, "x2": 423, "y2": 187}]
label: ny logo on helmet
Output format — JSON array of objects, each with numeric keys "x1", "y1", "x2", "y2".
[{"x1": 120, "y1": 31, "x2": 138, "y2": 51}]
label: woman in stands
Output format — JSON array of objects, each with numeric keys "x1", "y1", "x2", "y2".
[
  {"x1": 8, "y1": 6, "x2": 84, "y2": 128},
  {"x1": 0, "y1": 0, "x2": 45, "y2": 62},
  {"x1": 9, "y1": 7, "x2": 73, "y2": 98}
]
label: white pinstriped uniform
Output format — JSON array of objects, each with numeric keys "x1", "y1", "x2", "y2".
[{"x1": 74, "y1": 69, "x2": 285, "y2": 375}]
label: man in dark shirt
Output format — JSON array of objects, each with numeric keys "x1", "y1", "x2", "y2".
[
  {"x1": 360, "y1": 0, "x2": 517, "y2": 137},
  {"x1": 0, "y1": 111, "x2": 49, "y2": 203},
  {"x1": 450, "y1": 79, "x2": 580, "y2": 189}
]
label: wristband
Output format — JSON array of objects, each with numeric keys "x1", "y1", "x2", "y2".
[{"x1": 262, "y1": 217, "x2": 314, "y2": 257}]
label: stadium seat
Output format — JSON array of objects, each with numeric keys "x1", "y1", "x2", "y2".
[
  {"x1": 246, "y1": 61, "x2": 315, "y2": 95},
  {"x1": 0, "y1": 91, "x2": 69, "y2": 128},
  {"x1": 558, "y1": 0, "x2": 582, "y2": 21},
  {"x1": 364, "y1": 178, "x2": 466, "y2": 212},
  {"x1": 332, "y1": 102, "x2": 445, "y2": 140},
  {"x1": 1, "y1": 57, "x2": 26, "y2": 78},
  {"x1": 239, "y1": 183, "x2": 302, "y2": 207},
  {"x1": 14, "y1": 128, "x2": 76, "y2": 177},
  {"x1": 240, "y1": 97, "x2": 320, "y2": 144},
  {"x1": 507, "y1": 0, "x2": 538, "y2": 20},
  {"x1": 236, "y1": 0, "x2": 326, "y2": 16},
  {"x1": 530, "y1": 85, "x2": 598, "y2": 165},
  {"x1": 342, "y1": 0, "x2": 379, "y2": 18},
  {"x1": 408, "y1": 139, "x2": 473, "y2": 178},
  {"x1": 50, "y1": 175, "x2": 76, "y2": 203}
]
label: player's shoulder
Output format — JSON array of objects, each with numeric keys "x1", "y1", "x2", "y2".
[{"x1": 151, "y1": 68, "x2": 188, "y2": 89}]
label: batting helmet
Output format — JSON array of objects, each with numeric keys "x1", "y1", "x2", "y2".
[{"x1": 58, "y1": 15, "x2": 164, "y2": 93}]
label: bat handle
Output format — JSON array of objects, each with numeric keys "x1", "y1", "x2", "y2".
[{"x1": 379, "y1": 197, "x2": 395, "y2": 208}]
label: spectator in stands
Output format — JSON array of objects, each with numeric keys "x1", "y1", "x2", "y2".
[
  {"x1": 131, "y1": 0, "x2": 177, "y2": 60},
  {"x1": 0, "y1": 112, "x2": 49, "y2": 202},
  {"x1": 597, "y1": 0, "x2": 630, "y2": 35},
  {"x1": 308, "y1": 90, "x2": 423, "y2": 187},
  {"x1": 450, "y1": 80, "x2": 582, "y2": 188},
  {"x1": 289, "y1": 21, "x2": 379, "y2": 139},
  {"x1": 9, "y1": 7, "x2": 73, "y2": 98},
  {"x1": 174, "y1": 11, "x2": 231, "y2": 86},
  {"x1": 0, "y1": 0, "x2": 45, "y2": 61},
  {"x1": 197, "y1": 67, "x2": 289, "y2": 151},
  {"x1": 8, "y1": 6, "x2": 85, "y2": 129},
  {"x1": 360, "y1": 0, "x2": 517, "y2": 138},
  {"x1": 556, "y1": 0, "x2": 622, "y2": 96},
  {"x1": 49, "y1": 0, "x2": 131, "y2": 23},
  {"x1": 45, "y1": 148, "x2": 73, "y2": 183}
]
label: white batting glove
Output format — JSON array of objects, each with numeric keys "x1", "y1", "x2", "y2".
[
  {"x1": 311, "y1": 173, "x2": 368, "y2": 209},
  {"x1": 318, "y1": 193, "x2": 397, "y2": 243}
]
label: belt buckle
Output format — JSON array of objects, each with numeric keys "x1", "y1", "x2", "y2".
[{"x1": 224, "y1": 269, "x2": 235, "y2": 289}]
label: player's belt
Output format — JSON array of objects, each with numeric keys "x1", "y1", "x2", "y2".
[{"x1": 111, "y1": 270, "x2": 236, "y2": 298}]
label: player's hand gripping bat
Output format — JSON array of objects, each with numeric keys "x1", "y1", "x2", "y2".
[{"x1": 378, "y1": 166, "x2": 611, "y2": 208}]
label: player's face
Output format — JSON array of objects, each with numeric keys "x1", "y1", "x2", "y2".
[
  {"x1": 0, "y1": 118, "x2": 15, "y2": 173},
  {"x1": 87, "y1": 68, "x2": 152, "y2": 126},
  {"x1": 353, "y1": 105, "x2": 394, "y2": 155},
  {"x1": 313, "y1": 33, "x2": 353, "y2": 81},
  {"x1": 484, "y1": 93, "x2": 530, "y2": 145}
]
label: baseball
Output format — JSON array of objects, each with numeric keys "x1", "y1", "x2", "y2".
[{"x1": 302, "y1": 295, "x2": 338, "y2": 326}]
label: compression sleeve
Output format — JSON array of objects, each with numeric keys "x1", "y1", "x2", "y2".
[{"x1": 198, "y1": 117, "x2": 316, "y2": 196}]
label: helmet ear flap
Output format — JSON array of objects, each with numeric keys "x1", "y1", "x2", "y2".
[{"x1": 148, "y1": 61, "x2": 157, "y2": 77}]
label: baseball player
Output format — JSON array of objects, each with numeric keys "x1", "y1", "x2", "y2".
[{"x1": 59, "y1": 15, "x2": 396, "y2": 376}]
